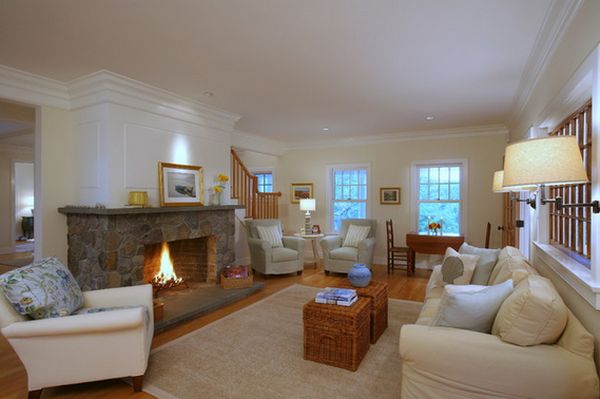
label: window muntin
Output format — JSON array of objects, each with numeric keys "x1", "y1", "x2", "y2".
[
  {"x1": 331, "y1": 167, "x2": 368, "y2": 232},
  {"x1": 549, "y1": 100, "x2": 592, "y2": 263},
  {"x1": 255, "y1": 172, "x2": 273, "y2": 193},
  {"x1": 416, "y1": 164, "x2": 462, "y2": 235}
]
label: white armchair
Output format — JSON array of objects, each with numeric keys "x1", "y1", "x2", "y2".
[
  {"x1": 320, "y1": 218, "x2": 377, "y2": 274},
  {"x1": 246, "y1": 219, "x2": 306, "y2": 275},
  {"x1": 0, "y1": 284, "x2": 154, "y2": 398}
]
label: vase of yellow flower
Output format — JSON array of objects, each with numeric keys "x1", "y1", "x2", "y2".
[{"x1": 211, "y1": 174, "x2": 229, "y2": 205}]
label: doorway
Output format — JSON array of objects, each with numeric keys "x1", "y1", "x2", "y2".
[{"x1": 0, "y1": 99, "x2": 35, "y2": 268}]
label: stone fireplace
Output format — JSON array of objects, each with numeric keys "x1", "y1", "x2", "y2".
[{"x1": 58, "y1": 205, "x2": 242, "y2": 291}]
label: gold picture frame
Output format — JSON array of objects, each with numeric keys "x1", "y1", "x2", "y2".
[
  {"x1": 380, "y1": 187, "x2": 401, "y2": 205},
  {"x1": 290, "y1": 183, "x2": 313, "y2": 204},
  {"x1": 158, "y1": 162, "x2": 204, "y2": 207}
]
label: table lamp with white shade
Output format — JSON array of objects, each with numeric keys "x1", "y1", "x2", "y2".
[
  {"x1": 300, "y1": 198, "x2": 316, "y2": 234},
  {"x1": 502, "y1": 135, "x2": 599, "y2": 213}
]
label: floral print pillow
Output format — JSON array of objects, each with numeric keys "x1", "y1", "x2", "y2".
[{"x1": 0, "y1": 257, "x2": 84, "y2": 319}]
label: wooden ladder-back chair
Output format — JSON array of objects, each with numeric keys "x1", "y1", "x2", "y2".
[{"x1": 386, "y1": 219, "x2": 409, "y2": 274}]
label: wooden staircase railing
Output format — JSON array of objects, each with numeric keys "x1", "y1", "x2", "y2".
[{"x1": 231, "y1": 149, "x2": 282, "y2": 219}]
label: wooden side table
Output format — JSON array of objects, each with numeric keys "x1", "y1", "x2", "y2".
[
  {"x1": 293, "y1": 233, "x2": 324, "y2": 268},
  {"x1": 405, "y1": 232, "x2": 464, "y2": 273},
  {"x1": 338, "y1": 281, "x2": 388, "y2": 344},
  {"x1": 303, "y1": 297, "x2": 371, "y2": 371}
]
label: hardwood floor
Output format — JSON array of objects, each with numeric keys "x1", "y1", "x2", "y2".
[{"x1": 0, "y1": 264, "x2": 430, "y2": 399}]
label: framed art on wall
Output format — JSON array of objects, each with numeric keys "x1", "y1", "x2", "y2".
[
  {"x1": 290, "y1": 183, "x2": 313, "y2": 204},
  {"x1": 380, "y1": 187, "x2": 401, "y2": 205},
  {"x1": 158, "y1": 162, "x2": 204, "y2": 206}
]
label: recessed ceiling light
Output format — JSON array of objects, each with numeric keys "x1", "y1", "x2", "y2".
[
  {"x1": 322, "y1": 127, "x2": 330, "y2": 132},
  {"x1": 426, "y1": 116, "x2": 434, "y2": 121},
  {"x1": 202, "y1": 91, "x2": 214, "y2": 97}
]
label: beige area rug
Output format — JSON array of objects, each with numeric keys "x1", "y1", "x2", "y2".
[{"x1": 144, "y1": 284, "x2": 422, "y2": 399}]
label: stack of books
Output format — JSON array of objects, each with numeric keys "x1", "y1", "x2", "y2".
[{"x1": 315, "y1": 287, "x2": 357, "y2": 306}]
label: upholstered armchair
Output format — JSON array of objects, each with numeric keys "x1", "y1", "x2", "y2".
[
  {"x1": 246, "y1": 219, "x2": 306, "y2": 275},
  {"x1": 320, "y1": 218, "x2": 377, "y2": 274},
  {"x1": 0, "y1": 284, "x2": 154, "y2": 397}
]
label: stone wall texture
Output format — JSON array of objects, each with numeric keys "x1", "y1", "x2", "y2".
[{"x1": 64, "y1": 209, "x2": 235, "y2": 290}]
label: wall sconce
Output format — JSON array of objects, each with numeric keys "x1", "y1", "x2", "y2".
[
  {"x1": 503, "y1": 136, "x2": 599, "y2": 213},
  {"x1": 299, "y1": 198, "x2": 316, "y2": 233},
  {"x1": 492, "y1": 170, "x2": 537, "y2": 208}
]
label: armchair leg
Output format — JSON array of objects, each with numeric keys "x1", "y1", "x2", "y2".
[
  {"x1": 324, "y1": 270, "x2": 330, "y2": 275},
  {"x1": 297, "y1": 270, "x2": 303, "y2": 276},
  {"x1": 132, "y1": 375, "x2": 144, "y2": 392},
  {"x1": 28, "y1": 390, "x2": 42, "y2": 399}
]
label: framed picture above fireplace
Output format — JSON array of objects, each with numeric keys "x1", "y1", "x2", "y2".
[{"x1": 158, "y1": 162, "x2": 204, "y2": 206}]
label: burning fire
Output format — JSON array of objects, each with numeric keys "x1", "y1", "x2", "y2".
[{"x1": 151, "y1": 242, "x2": 183, "y2": 290}]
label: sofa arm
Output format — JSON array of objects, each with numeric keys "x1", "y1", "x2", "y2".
[
  {"x1": 400, "y1": 324, "x2": 599, "y2": 399},
  {"x1": 83, "y1": 284, "x2": 153, "y2": 309},
  {"x1": 2, "y1": 307, "x2": 147, "y2": 338},
  {"x1": 320, "y1": 236, "x2": 342, "y2": 256},
  {"x1": 282, "y1": 236, "x2": 306, "y2": 252},
  {"x1": 357, "y1": 237, "x2": 376, "y2": 264}
]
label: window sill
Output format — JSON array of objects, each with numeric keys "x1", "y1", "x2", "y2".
[{"x1": 533, "y1": 241, "x2": 600, "y2": 309}]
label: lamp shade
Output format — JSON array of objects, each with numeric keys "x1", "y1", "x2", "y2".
[
  {"x1": 493, "y1": 170, "x2": 537, "y2": 193},
  {"x1": 299, "y1": 198, "x2": 316, "y2": 211},
  {"x1": 492, "y1": 170, "x2": 510, "y2": 193},
  {"x1": 503, "y1": 136, "x2": 588, "y2": 188}
]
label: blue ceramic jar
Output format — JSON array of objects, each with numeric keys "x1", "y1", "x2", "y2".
[{"x1": 348, "y1": 263, "x2": 372, "y2": 287}]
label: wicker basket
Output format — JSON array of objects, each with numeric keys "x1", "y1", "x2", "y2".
[
  {"x1": 220, "y1": 272, "x2": 253, "y2": 289},
  {"x1": 338, "y1": 280, "x2": 389, "y2": 344},
  {"x1": 303, "y1": 297, "x2": 371, "y2": 371}
]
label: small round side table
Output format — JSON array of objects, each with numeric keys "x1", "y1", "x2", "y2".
[{"x1": 293, "y1": 233, "x2": 325, "y2": 268}]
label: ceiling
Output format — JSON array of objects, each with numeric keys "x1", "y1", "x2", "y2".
[{"x1": 0, "y1": 0, "x2": 552, "y2": 142}]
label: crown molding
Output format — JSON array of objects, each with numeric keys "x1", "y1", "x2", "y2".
[
  {"x1": 0, "y1": 65, "x2": 70, "y2": 109},
  {"x1": 231, "y1": 129, "x2": 287, "y2": 156},
  {"x1": 284, "y1": 125, "x2": 509, "y2": 151},
  {"x1": 67, "y1": 70, "x2": 241, "y2": 131},
  {"x1": 509, "y1": 0, "x2": 584, "y2": 125},
  {"x1": 0, "y1": 65, "x2": 241, "y2": 131}
]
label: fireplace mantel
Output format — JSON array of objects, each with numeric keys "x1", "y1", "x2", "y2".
[
  {"x1": 58, "y1": 205, "x2": 243, "y2": 215},
  {"x1": 59, "y1": 205, "x2": 241, "y2": 290}
]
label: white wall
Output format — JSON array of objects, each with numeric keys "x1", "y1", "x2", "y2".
[
  {"x1": 14, "y1": 162, "x2": 34, "y2": 237},
  {"x1": 0, "y1": 146, "x2": 33, "y2": 253},
  {"x1": 275, "y1": 133, "x2": 507, "y2": 266},
  {"x1": 72, "y1": 103, "x2": 232, "y2": 208}
]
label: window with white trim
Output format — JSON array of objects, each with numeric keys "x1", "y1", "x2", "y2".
[
  {"x1": 255, "y1": 172, "x2": 273, "y2": 193},
  {"x1": 330, "y1": 166, "x2": 368, "y2": 232},
  {"x1": 416, "y1": 163, "x2": 464, "y2": 235}
]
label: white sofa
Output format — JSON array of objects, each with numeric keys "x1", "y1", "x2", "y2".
[
  {"x1": 0, "y1": 284, "x2": 154, "y2": 396},
  {"x1": 399, "y1": 247, "x2": 600, "y2": 399}
]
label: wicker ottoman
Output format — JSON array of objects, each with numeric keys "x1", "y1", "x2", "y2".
[
  {"x1": 338, "y1": 281, "x2": 389, "y2": 344},
  {"x1": 303, "y1": 297, "x2": 370, "y2": 371}
]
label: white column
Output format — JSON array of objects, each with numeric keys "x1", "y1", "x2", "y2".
[{"x1": 590, "y1": 45, "x2": 600, "y2": 283}]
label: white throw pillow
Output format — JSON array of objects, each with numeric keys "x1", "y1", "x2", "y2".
[
  {"x1": 492, "y1": 275, "x2": 568, "y2": 346},
  {"x1": 458, "y1": 242, "x2": 500, "y2": 285},
  {"x1": 432, "y1": 279, "x2": 514, "y2": 333},
  {"x1": 426, "y1": 248, "x2": 480, "y2": 294},
  {"x1": 343, "y1": 224, "x2": 371, "y2": 248},
  {"x1": 256, "y1": 225, "x2": 283, "y2": 248},
  {"x1": 489, "y1": 255, "x2": 534, "y2": 286}
]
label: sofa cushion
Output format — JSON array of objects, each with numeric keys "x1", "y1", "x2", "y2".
[
  {"x1": 459, "y1": 242, "x2": 500, "y2": 285},
  {"x1": 342, "y1": 224, "x2": 371, "y2": 248},
  {"x1": 416, "y1": 297, "x2": 441, "y2": 325},
  {"x1": 0, "y1": 257, "x2": 84, "y2": 319},
  {"x1": 256, "y1": 225, "x2": 283, "y2": 248},
  {"x1": 492, "y1": 275, "x2": 568, "y2": 346},
  {"x1": 498, "y1": 245, "x2": 522, "y2": 261},
  {"x1": 330, "y1": 246, "x2": 358, "y2": 261},
  {"x1": 431, "y1": 280, "x2": 514, "y2": 333},
  {"x1": 271, "y1": 247, "x2": 298, "y2": 262},
  {"x1": 489, "y1": 255, "x2": 534, "y2": 286}
]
